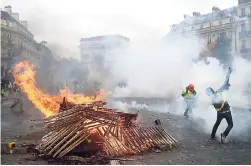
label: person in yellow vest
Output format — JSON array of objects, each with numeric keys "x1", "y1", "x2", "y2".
[
  {"x1": 8, "y1": 81, "x2": 13, "y2": 95},
  {"x1": 181, "y1": 84, "x2": 197, "y2": 118},
  {"x1": 10, "y1": 84, "x2": 24, "y2": 112},
  {"x1": 1, "y1": 88, "x2": 5, "y2": 98},
  {"x1": 206, "y1": 67, "x2": 232, "y2": 143},
  {"x1": 1, "y1": 88, "x2": 5, "y2": 104}
]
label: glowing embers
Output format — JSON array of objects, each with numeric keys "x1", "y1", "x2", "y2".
[{"x1": 37, "y1": 101, "x2": 178, "y2": 158}]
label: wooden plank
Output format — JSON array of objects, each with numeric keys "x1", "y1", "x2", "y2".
[
  {"x1": 52, "y1": 129, "x2": 85, "y2": 157},
  {"x1": 58, "y1": 132, "x2": 91, "y2": 158}
]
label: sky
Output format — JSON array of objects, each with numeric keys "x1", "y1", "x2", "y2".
[{"x1": 1, "y1": 0, "x2": 237, "y2": 53}]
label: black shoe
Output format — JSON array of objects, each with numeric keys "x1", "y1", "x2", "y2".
[
  {"x1": 221, "y1": 133, "x2": 226, "y2": 143},
  {"x1": 211, "y1": 136, "x2": 216, "y2": 140}
]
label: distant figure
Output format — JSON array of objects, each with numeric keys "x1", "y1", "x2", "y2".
[
  {"x1": 1, "y1": 78, "x2": 9, "y2": 90},
  {"x1": 206, "y1": 67, "x2": 232, "y2": 143},
  {"x1": 181, "y1": 84, "x2": 197, "y2": 118},
  {"x1": 10, "y1": 82, "x2": 24, "y2": 112},
  {"x1": 1, "y1": 79, "x2": 10, "y2": 100}
]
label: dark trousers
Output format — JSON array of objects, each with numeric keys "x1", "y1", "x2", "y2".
[{"x1": 211, "y1": 111, "x2": 233, "y2": 138}]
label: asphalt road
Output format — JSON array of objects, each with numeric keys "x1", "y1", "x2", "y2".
[{"x1": 122, "y1": 110, "x2": 251, "y2": 165}]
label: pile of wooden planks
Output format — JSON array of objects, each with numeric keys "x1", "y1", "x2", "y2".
[{"x1": 37, "y1": 100, "x2": 178, "y2": 158}]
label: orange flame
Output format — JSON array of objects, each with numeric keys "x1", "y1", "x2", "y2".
[{"x1": 12, "y1": 61, "x2": 105, "y2": 117}]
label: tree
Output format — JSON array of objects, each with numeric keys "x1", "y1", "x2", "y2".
[{"x1": 211, "y1": 32, "x2": 233, "y2": 69}]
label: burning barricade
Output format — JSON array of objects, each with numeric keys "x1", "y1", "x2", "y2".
[{"x1": 36, "y1": 99, "x2": 178, "y2": 158}]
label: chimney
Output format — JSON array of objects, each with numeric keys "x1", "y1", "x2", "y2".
[
  {"x1": 4, "y1": 5, "x2": 12, "y2": 14},
  {"x1": 192, "y1": 12, "x2": 201, "y2": 17},
  {"x1": 212, "y1": 6, "x2": 221, "y2": 12},
  {"x1": 11, "y1": 13, "x2": 19, "y2": 21},
  {"x1": 184, "y1": 14, "x2": 191, "y2": 19},
  {"x1": 21, "y1": 21, "x2": 28, "y2": 29}
]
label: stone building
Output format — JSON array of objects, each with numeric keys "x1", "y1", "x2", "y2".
[
  {"x1": 237, "y1": 0, "x2": 251, "y2": 59},
  {"x1": 80, "y1": 35, "x2": 130, "y2": 78},
  {"x1": 169, "y1": 6, "x2": 237, "y2": 56},
  {"x1": 1, "y1": 6, "x2": 38, "y2": 77},
  {"x1": 168, "y1": 0, "x2": 251, "y2": 59}
]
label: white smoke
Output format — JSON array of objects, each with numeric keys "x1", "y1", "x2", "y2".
[
  {"x1": 109, "y1": 34, "x2": 203, "y2": 97},
  {"x1": 105, "y1": 33, "x2": 251, "y2": 139}
]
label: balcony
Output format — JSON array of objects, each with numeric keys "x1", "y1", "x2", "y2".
[
  {"x1": 239, "y1": 31, "x2": 248, "y2": 38},
  {"x1": 240, "y1": 48, "x2": 251, "y2": 53},
  {"x1": 238, "y1": 0, "x2": 251, "y2": 5},
  {"x1": 194, "y1": 23, "x2": 235, "y2": 34}
]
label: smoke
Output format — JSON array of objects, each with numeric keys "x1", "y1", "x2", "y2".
[
  {"x1": 25, "y1": 7, "x2": 82, "y2": 60},
  {"x1": 105, "y1": 33, "x2": 251, "y2": 140},
  {"x1": 107, "y1": 35, "x2": 203, "y2": 97}
]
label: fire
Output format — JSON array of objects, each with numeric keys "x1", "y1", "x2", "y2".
[{"x1": 12, "y1": 61, "x2": 105, "y2": 117}]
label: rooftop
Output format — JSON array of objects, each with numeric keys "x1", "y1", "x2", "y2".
[
  {"x1": 1, "y1": 10, "x2": 33, "y2": 36},
  {"x1": 172, "y1": 6, "x2": 236, "y2": 29},
  {"x1": 80, "y1": 35, "x2": 130, "y2": 42}
]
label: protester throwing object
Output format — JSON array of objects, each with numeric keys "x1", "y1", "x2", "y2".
[{"x1": 206, "y1": 67, "x2": 232, "y2": 143}]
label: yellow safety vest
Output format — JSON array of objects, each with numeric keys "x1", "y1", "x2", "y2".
[
  {"x1": 182, "y1": 90, "x2": 194, "y2": 98},
  {"x1": 211, "y1": 92, "x2": 227, "y2": 112},
  {"x1": 8, "y1": 82, "x2": 12, "y2": 88}
]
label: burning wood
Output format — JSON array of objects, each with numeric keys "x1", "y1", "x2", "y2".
[{"x1": 37, "y1": 99, "x2": 178, "y2": 158}]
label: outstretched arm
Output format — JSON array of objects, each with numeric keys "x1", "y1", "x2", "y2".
[
  {"x1": 217, "y1": 67, "x2": 231, "y2": 93},
  {"x1": 181, "y1": 87, "x2": 189, "y2": 97}
]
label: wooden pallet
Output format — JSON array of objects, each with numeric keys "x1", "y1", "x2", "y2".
[{"x1": 37, "y1": 100, "x2": 178, "y2": 158}]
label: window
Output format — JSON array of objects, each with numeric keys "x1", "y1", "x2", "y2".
[
  {"x1": 242, "y1": 40, "x2": 246, "y2": 49},
  {"x1": 219, "y1": 33, "x2": 225, "y2": 39},
  {"x1": 228, "y1": 31, "x2": 232, "y2": 38},
  {"x1": 200, "y1": 24, "x2": 203, "y2": 29},
  {"x1": 241, "y1": 23, "x2": 246, "y2": 32},
  {"x1": 207, "y1": 35, "x2": 211, "y2": 44},
  {"x1": 230, "y1": 18, "x2": 234, "y2": 23},
  {"x1": 209, "y1": 23, "x2": 212, "y2": 27},
  {"x1": 219, "y1": 21, "x2": 223, "y2": 25},
  {"x1": 241, "y1": 8, "x2": 245, "y2": 17}
]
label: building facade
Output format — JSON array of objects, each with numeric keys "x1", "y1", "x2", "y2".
[
  {"x1": 80, "y1": 35, "x2": 130, "y2": 74},
  {"x1": 169, "y1": 7, "x2": 237, "y2": 56},
  {"x1": 1, "y1": 6, "x2": 38, "y2": 78},
  {"x1": 169, "y1": 0, "x2": 251, "y2": 59},
  {"x1": 237, "y1": 0, "x2": 251, "y2": 58}
]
